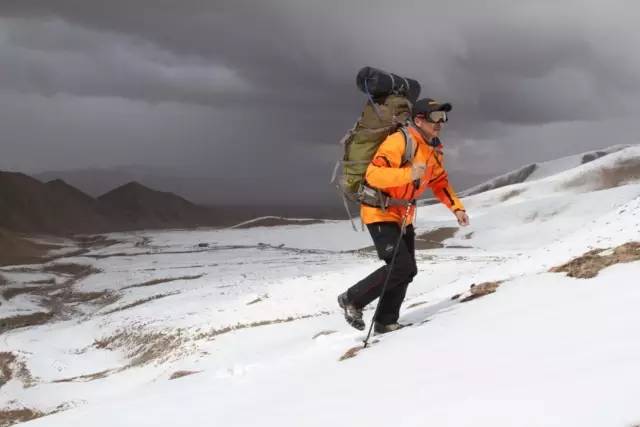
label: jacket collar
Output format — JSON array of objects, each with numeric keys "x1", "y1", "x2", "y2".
[{"x1": 408, "y1": 124, "x2": 442, "y2": 148}]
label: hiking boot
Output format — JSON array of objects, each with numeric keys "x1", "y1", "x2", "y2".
[
  {"x1": 337, "y1": 293, "x2": 365, "y2": 331},
  {"x1": 374, "y1": 321, "x2": 408, "y2": 335}
]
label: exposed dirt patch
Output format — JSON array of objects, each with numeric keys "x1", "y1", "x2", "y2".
[
  {"x1": 452, "y1": 282, "x2": 502, "y2": 303},
  {"x1": 52, "y1": 369, "x2": 114, "y2": 383},
  {"x1": 102, "y1": 292, "x2": 178, "y2": 315},
  {"x1": 127, "y1": 332, "x2": 185, "y2": 367},
  {"x1": 499, "y1": 189, "x2": 525, "y2": 202},
  {"x1": 197, "y1": 312, "x2": 331, "y2": 341},
  {"x1": 247, "y1": 294, "x2": 269, "y2": 305},
  {"x1": 86, "y1": 248, "x2": 210, "y2": 260},
  {"x1": 312, "y1": 330, "x2": 337, "y2": 339},
  {"x1": 0, "y1": 262, "x2": 108, "y2": 325},
  {"x1": 339, "y1": 346, "x2": 362, "y2": 361},
  {"x1": 0, "y1": 229, "x2": 57, "y2": 267},
  {"x1": 169, "y1": 370, "x2": 201, "y2": 380},
  {"x1": 93, "y1": 335, "x2": 118, "y2": 350},
  {"x1": 232, "y1": 217, "x2": 326, "y2": 229},
  {"x1": 0, "y1": 408, "x2": 44, "y2": 427},
  {"x1": 461, "y1": 282, "x2": 501, "y2": 302},
  {"x1": 565, "y1": 158, "x2": 640, "y2": 191},
  {"x1": 43, "y1": 263, "x2": 101, "y2": 278},
  {"x1": 0, "y1": 402, "x2": 72, "y2": 427},
  {"x1": 93, "y1": 329, "x2": 187, "y2": 368},
  {"x1": 4, "y1": 281, "x2": 109, "y2": 304},
  {"x1": 122, "y1": 274, "x2": 204, "y2": 290},
  {"x1": 339, "y1": 339, "x2": 380, "y2": 362},
  {"x1": 76, "y1": 313, "x2": 331, "y2": 383},
  {"x1": 26, "y1": 278, "x2": 56, "y2": 285},
  {"x1": 1, "y1": 263, "x2": 101, "y2": 303},
  {"x1": 416, "y1": 227, "x2": 458, "y2": 250},
  {"x1": 75, "y1": 235, "x2": 122, "y2": 250},
  {"x1": 135, "y1": 237, "x2": 152, "y2": 248},
  {"x1": 0, "y1": 352, "x2": 34, "y2": 388},
  {"x1": 359, "y1": 227, "x2": 459, "y2": 253},
  {"x1": 0, "y1": 353, "x2": 16, "y2": 385},
  {"x1": 0, "y1": 275, "x2": 7, "y2": 287},
  {"x1": 2, "y1": 285, "x2": 53, "y2": 301},
  {"x1": 93, "y1": 292, "x2": 122, "y2": 307},
  {"x1": 85, "y1": 243, "x2": 337, "y2": 260},
  {"x1": 407, "y1": 300, "x2": 428, "y2": 309},
  {"x1": 0, "y1": 312, "x2": 54, "y2": 335},
  {"x1": 550, "y1": 242, "x2": 640, "y2": 279},
  {"x1": 597, "y1": 158, "x2": 640, "y2": 189},
  {"x1": 66, "y1": 290, "x2": 116, "y2": 305},
  {"x1": 56, "y1": 313, "x2": 332, "y2": 385}
]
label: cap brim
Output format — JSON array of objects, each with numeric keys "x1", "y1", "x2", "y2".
[
  {"x1": 436, "y1": 102, "x2": 452, "y2": 112},
  {"x1": 412, "y1": 99, "x2": 453, "y2": 118}
]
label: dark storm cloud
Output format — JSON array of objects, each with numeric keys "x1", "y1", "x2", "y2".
[
  {"x1": 6, "y1": 0, "x2": 636, "y2": 119},
  {"x1": 0, "y1": 1, "x2": 351, "y2": 106},
  {"x1": 1, "y1": 1, "x2": 639, "y2": 205}
]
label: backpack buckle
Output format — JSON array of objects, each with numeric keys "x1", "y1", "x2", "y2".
[{"x1": 358, "y1": 184, "x2": 388, "y2": 211}]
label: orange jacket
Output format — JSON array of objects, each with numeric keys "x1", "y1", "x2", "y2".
[{"x1": 360, "y1": 126, "x2": 465, "y2": 225}]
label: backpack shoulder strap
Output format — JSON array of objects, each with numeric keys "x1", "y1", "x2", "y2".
[{"x1": 399, "y1": 126, "x2": 416, "y2": 166}]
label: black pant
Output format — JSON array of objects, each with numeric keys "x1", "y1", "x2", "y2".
[{"x1": 346, "y1": 222, "x2": 417, "y2": 325}]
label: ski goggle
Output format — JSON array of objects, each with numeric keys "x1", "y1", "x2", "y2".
[
  {"x1": 426, "y1": 110, "x2": 448, "y2": 123},
  {"x1": 416, "y1": 110, "x2": 448, "y2": 123}
]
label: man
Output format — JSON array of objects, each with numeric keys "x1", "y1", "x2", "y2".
[{"x1": 338, "y1": 98, "x2": 470, "y2": 333}]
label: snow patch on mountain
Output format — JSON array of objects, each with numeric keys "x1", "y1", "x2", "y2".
[{"x1": 459, "y1": 144, "x2": 631, "y2": 197}]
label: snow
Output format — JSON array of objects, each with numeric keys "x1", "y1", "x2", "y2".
[
  {"x1": 2, "y1": 145, "x2": 640, "y2": 426},
  {"x1": 525, "y1": 144, "x2": 630, "y2": 181},
  {"x1": 229, "y1": 216, "x2": 329, "y2": 228},
  {"x1": 0, "y1": 293, "x2": 46, "y2": 318},
  {"x1": 459, "y1": 144, "x2": 631, "y2": 197}
]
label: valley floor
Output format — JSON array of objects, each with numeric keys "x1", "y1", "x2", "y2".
[{"x1": 2, "y1": 147, "x2": 640, "y2": 426}]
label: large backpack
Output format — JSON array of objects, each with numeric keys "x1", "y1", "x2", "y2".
[{"x1": 331, "y1": 67, "x2": 421, "y2": 230}]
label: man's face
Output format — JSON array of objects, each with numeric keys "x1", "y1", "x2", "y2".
[{"x1": 414, "y1": 114, "x2": 443, "y2": 140}]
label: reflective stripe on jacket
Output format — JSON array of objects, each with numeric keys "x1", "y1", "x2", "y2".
[{"x1": 360, "y1": 126, "x2": 465, "y2": 225}]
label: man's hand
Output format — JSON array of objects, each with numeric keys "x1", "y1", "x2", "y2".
[
  {"x1": 455, "y1": 210, "x2": 470, "y2": 226},
  {"x1": 411, "y1": 163, "x2": 426, "y2": 180}
]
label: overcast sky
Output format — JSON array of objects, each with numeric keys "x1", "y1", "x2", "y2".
[{"x1": 1, "y1": 1, "x2": 639, "y2": 204}]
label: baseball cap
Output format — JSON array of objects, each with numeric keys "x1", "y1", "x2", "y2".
[{"x1": 412, "y1": 98, "x2": 452, "y2": 119}]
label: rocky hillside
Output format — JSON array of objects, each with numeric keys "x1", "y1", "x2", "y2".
[
  {"x1": 0, "y1": 172, "x2": 216, "y2": 235},
  {"x1": 98, "y1": 182, "x2": 212, "y2": 230}
]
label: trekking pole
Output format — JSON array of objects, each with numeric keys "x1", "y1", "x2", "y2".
[{"x1": 363, "y1": 201, "x2": 415, "y2": 348}]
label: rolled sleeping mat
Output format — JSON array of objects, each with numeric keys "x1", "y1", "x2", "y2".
[{"x1": 356, "y1": 66, "x2": 421, "y2": 104}]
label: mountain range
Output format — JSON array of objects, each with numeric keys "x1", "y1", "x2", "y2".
[
  {"x1": 0, "y1": 172, "x2": 215, "y2": 235},
  {"x1": 34, "y1": 165, "x2": 494, "y2": 214},
  {"x1": 2, "y1": 145, "x2": 635, "y2": 235}
]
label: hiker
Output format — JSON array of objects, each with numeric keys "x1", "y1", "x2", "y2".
[{"x1": 338, "y1": 98, "x2": 470, "y2": 333}]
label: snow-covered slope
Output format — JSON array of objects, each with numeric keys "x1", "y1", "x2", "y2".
[
  {"x1": 459, "y1": 144, "x2": 631, "y2": 197},
  {"x1": 2, "y1": 145, "x2": 640, "y2": 427}
]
